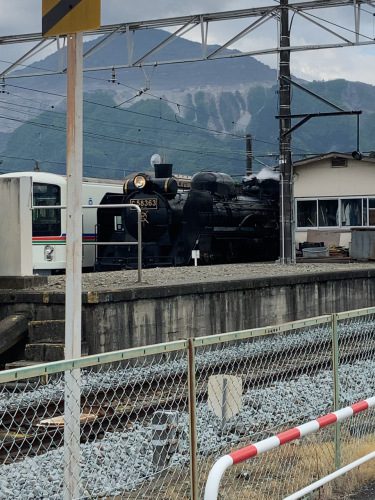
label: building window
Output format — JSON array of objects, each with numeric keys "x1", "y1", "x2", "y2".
[
  {"x1": 369, "y1": 199, "x2": 375, "y2": 225},
  {"x1": 296, "y1": 197, "x2": 369, "y2": 229},
  {"x1": 341, "y1": 199, "x2": 362, "y2": 226},
  {"x1": 363, "y1": 199, "x2": 368, "y2": 226},
  {"x1": 318, "y1": 199, "x2": 338, "y2": 226},
  {"x1": 297, "y1": 200, "x2": 317, "y2": 227}
]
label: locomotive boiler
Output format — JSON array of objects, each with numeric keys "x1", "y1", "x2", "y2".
[{"x1": 95, "y1": 163, "x2": 279, "y2": 270}]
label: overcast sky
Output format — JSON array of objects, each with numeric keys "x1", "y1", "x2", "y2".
[{"x1": 0, "y1": 0, "x2": 375, "y2": 84}]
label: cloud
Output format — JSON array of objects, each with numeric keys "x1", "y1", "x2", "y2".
[{"x1": 291, "y1": 47, "x2": 375, "y2": 85}]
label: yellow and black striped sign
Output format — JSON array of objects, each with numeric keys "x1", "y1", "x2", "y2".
[{"x1": 42, "y1": 0, "x2": 101, "y2": 37}]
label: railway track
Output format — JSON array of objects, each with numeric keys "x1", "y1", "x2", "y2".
[{"x1": 1, "y1": 330, "x2": 374, "y2": 464}]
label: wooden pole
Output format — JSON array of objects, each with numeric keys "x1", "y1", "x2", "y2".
[{"x1": 64, "y1": 31, "x2": 83, "y2": 500}]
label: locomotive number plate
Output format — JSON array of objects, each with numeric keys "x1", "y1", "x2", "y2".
[{"x1": 130, "y1": 198, "x2": 158, "y2": 209}]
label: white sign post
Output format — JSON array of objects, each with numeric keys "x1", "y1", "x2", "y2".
[
  {"x1": 192, "y1": 249, "x2": 200, "y2": 266},
  {"x1": 208, "y1": 375, "x2": 242, "y2": 429}
]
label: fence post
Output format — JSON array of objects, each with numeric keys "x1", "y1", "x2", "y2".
[
  {"x1": 331, "y1": 313, "x2": 341, "y2": 469},
  {"x1": 188, "y1": 338, "x2": 198, "y2": 500}
]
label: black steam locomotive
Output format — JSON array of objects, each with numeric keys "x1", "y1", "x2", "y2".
[{"x1": 95, "y1": 164, "x2": 279, "y2": 270}]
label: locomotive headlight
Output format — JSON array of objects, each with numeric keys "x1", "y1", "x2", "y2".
[
  {"x1": 44, "y1": 245, "x2": 55, "y2": 262},
  {"x1": 134, "y1": 175, "x2": 147, "y2": 189}
]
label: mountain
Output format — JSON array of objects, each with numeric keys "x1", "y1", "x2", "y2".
[{"x1": 1, "y1": 29, "x2": 375, "y2": 176}]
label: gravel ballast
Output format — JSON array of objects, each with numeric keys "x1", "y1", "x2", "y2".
[
  {"x1": 1, "y1": 315, "x2": 374, "y2": 499},
  {"x1": 26, "y1": 262, "x2": 375, "y2": 292},
  {"x1": 0, "y1": 358, "x2": 374, "y2": 499}
]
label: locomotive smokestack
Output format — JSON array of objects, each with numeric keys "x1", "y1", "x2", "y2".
[{"x1": 154, "y1": 163, "x2": 173, "y2": 178}]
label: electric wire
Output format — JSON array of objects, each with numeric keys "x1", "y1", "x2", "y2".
[
  {"x1": 290, "y1": 4, "x2": 375, "y2": 42},
  {"x1": 4, "y1": 82, "x2": 290, "y2": 151},
  {"x1": 0, "y1": 99, "x2": 254, "y2": 158},
  {"x1": 0, "y1": 89, "x2": 320, "y2": 159},
  {"x1": 0, "y1": 94, "x2": 246, "y2": 142},
  {"x1": 0, "y1": 113, "x2": 247, "y2": 164},
  {"x1": 6, "y1": 82, "x2": 247, "y2": 140}
]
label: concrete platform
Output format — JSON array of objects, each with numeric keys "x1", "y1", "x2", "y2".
[
  {"x1": 1, "y1": 263, "x2": 375, "y2": 356},
  {"x1": 0, "y1": 275, "x2": 48, "y2": 290}
]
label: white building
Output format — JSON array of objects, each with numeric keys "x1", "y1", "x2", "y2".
[{"x1": 293, "y1": 152, "x2": 375, "y2": 250}]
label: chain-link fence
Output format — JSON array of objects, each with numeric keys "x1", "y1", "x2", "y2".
[
  {"x1": 0, "y1": 308, "x2": 374, "y2": 499},
  {"x1": 334, "y1": 310, "x2": 375, "y2": 495}
]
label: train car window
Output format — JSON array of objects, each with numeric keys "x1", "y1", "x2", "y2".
[{"x1": 32, "y1": 183, "x2": 61, "y2": 236}]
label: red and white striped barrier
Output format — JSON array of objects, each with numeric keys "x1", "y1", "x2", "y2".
[{"x1": 204, "y1": 396, "x2": 375, "y2": 500}]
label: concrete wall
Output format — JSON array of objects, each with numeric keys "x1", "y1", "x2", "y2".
[
  {"x1": 0, "y1": 177, "x2": 33, "y2": 276},
  {"x1": 80, "y1": 272, "x2": 375, "y2": 353},
  {"x1": 1, "y1": 269, "x2": 375, "y2": 355},
  {"x1": 294, "y1": 158, "x2": 375, "y2": 198}
]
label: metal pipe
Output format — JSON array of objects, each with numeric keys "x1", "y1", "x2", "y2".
[
  {"x1": 332, "y1": 313, "x2": 341, "y2": 469},
  {"x1": 188, "y1": 338, "x2": 198, "y2": 500},
  {"x1": 284, "y1": 451, "x2": 375, "y2": 500},
  {"x1": 137, "y1": 206, "x2": 142, "y2": 283},
  {"x1": 31, "y1": 203, "x2": 142, "y2": 282},
  {"x1": 280, "y1": 172, "x2": 285, "y2": 263},
  {"x1": 204, "y1": 396, "x2": 375, "y2": 500}
]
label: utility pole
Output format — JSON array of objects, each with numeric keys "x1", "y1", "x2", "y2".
[
  {"x1": 246, "y1": 134, "x2": 253, "y2": 176},
  {"x1": 279, "y1": 0, "x2": 294, "y2": 264}
]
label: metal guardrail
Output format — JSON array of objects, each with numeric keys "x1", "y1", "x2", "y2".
[
  {"x1": 0, "y1": 309, "x2": 374, "y2": 499},
  {"x1": 204, "y1": 397, "x2": 375, "y2": 500},
  {"x1": 285, "y1": 450, "x2": 375, "y2": 500},
  {"x1": 32, "y1": 203, "x2": 143, "y2": 282}
]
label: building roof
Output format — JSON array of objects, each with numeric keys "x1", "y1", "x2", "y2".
[{"x1": 294, "y1": 152, "x2": 375, "y2": 167}]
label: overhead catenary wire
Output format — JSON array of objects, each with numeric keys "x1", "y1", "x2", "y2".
[
  {"x1": 3, "y1": 83, "x2": 304, "y2": 152},
  {"x1": 4, "y1": 82, "x2": 305, "y2": 155},
  {"x1": 0, "y1": 113, "x2": 249, "y2": 165},
  {"x1": 0, "y1": 95, "x2": 246, "y2": 142},
  {"x1": 6, "y1": 82, "x2": 247, "y2": 140},
  {"x1": 0, "y1": 92, "x2": 318, "y2": 160},
  {"x1": 0, "y1": 63, "x2": 322, "y2": 160}
]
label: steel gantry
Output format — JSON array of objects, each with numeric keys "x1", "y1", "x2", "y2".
[{"x1": 0, "y1": 0, "x2": 375, "y2": 79}]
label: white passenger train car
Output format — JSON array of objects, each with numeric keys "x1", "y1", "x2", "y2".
[{"x1": 0, "y1": 171, "x2": 124, "y2": 274}]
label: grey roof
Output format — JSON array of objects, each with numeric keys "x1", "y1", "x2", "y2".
[{"x1": 294, "y1": 152, "x2": 375, "y2": 167}]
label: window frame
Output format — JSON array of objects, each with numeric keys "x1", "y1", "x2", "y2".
[
  {"x1": 296, "y1": 196, "x2": 372, "y2": 230},
  {"x1": 32, "y1": 182, "x2": 62, "y2": 237}
]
